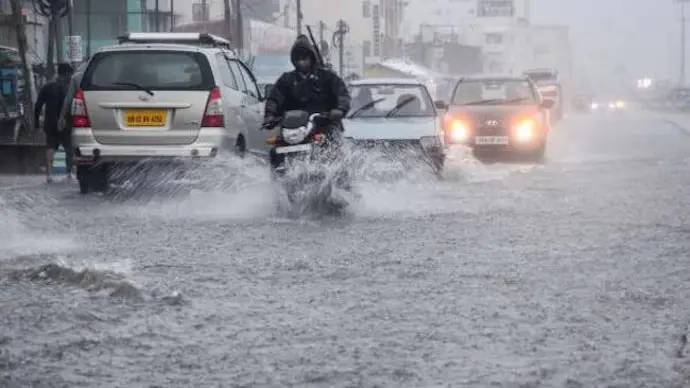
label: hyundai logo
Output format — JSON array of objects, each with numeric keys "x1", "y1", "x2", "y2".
[{"x1": 486, "y1": 120, "x2": 499, "y2": 126}]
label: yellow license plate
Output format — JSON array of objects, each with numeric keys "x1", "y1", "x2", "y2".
[{"x1": 123, "y1": 109, "x2": 167, "y2": 127}]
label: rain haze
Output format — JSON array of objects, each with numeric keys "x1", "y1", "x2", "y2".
[
  {"x1": 532, "y1": 0, "x2": 681, "y2": 85},
  {"x1": 2, "y1": 0, "x2": 690, "y2": 386}
]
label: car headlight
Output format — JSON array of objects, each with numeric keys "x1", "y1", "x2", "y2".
[
  {"x1": 282, "y1": 126, "x2": 309, "y2": 144},
  {"x1": 513, "y1": 119, "x2": 535, "y2": 142},
  {"x1": 449, "y1": 120, "x2": 470, "y2": 142},
  {"x1": 420, "y1": 136, "x2": 442, "y2": 149},
  {"x1": 591, "y1": 102, "x2": 599, "y2": 109},
  {"x1": 615, "y1": 100, "x2": 625, "y2": 108},
  {"x1": 608, "y1": 102, "x2": 616, "y2": 109}
]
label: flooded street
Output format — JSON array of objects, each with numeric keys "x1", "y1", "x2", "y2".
[{"x1": 2, "y1": 112, "x2": 690, "y2": 387}]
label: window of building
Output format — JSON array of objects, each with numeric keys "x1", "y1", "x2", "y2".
[
  {"x1": 363, "y1": 1, "x2": 371, "y2": 18},
  {"x1": 363, "y1": 40, "x2": 371, "y2": 57}
]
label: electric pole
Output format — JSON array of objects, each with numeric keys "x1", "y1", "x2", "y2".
[
  {"x1": 678, "y1": 0, "x2": 690, "y2": 85},
  {"x1": 296, "y1": 0, "x2": 302, "y2": 34},
  {"x1": 223, "y1": 0, "x2": 232, "y2": 41},
  {"x1": 9, "y1": 0, "x2": 36, "y2": 131},
  {"x1": 332, "y1": 20, "x2": 349, "y2": 76},
  {"x1": 234, "y1": 0, "x2": 243, "y2": 55}
]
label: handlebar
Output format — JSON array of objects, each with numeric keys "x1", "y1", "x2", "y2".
[{"x1": 262, "y1": 111, "x2": 332, "y2": 130}]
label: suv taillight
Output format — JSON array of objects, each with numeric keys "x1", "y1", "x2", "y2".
[
  {"x1": 71, "y1": 88, "x2": 90, "y2": 128},
  {"x1": 201, "y1": 87, "x2": 224, "y2": 127}
]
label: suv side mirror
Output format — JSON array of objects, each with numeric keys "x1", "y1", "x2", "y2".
[
  {"x1": 542, "y1": 99, "x2": 555, "y2": 109},
  {"x1": 434, "y1": 100, "x2": 447, "y2": 110}
]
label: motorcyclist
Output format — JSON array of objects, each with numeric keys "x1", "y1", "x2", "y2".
[
  {"x1": 262, "y1": 35, "x2": 353, "y2": 190},
  {"x1": 262, "y1": 34, "x2": 351, "y2": 139}
]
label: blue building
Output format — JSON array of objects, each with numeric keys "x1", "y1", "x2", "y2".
[{"x1": 71, "y1": 0, "x2": 177, "y2": 56}]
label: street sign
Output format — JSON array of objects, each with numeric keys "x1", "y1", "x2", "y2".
[{"x1": 65, "y1": 35, "x2": 83, "y2": 62}]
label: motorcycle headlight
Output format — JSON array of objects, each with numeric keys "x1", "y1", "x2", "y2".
[
  {"x1": 513, "y1": 119, "x2": 535, "y2": 142},
  {"x1": 282, "y1": 126, "x2": 310, "y2": 144},
  {"x1": 591, "y1": 103, "x2": 599, "y2": 109},
  {"x1": 615, "y1": 100, "x2": 625, "y2": 108}
]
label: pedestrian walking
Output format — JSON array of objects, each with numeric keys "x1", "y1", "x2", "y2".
[{"x1": 35, "y1": 63, "x2": 74, "y2": 183}]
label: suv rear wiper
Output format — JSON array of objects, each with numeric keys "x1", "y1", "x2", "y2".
[{"x1": 110, "y1": 82, "x2": 154, "y2": 96}]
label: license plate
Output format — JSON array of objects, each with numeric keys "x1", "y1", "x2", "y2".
[
  {"x1": 275, "y1": 144, "x2": 311, "y2": 154},
  {"x1": 475, "y1": 136, "x2": 508, "y2": 145},
  {"x1": 123, "y1": 109, "x2": 167, "y2": 127}
]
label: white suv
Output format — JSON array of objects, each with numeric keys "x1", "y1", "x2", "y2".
[{"x1": 72, "y1": 33, "x2": 266, "y2": 193}]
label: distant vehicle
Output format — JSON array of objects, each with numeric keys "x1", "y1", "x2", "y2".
[
  {"x1": 571, "y1": 94, "x2": 593, "y2": 112},
  {"x1": 71, "y1": 33, "x2": 266, "y2": 194},
  {"x1": 344, "y1": 78, "x2": 447, "y2": 176},
  {"x1": 523, "y1": 68, "x2": 563, "y2": 123},
  {"x1": 444, "y1": 74, "x2": 554, "y2": 162},
  {"x1": 590, "y1": 97, "x2": 627, "y2": 112}
]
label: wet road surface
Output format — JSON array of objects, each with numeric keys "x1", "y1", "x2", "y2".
[{"x1": 2, "y1": 111, "x2": 690, "y2": 387}]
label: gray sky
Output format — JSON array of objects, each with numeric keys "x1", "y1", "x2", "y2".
[{"x1": 532, "y1": 0, "x2": 680, "y2": 82}]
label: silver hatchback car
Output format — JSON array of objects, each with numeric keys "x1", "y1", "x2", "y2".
[{"x1": 71, "y1": 32, "x2": 265, "y2": 194}]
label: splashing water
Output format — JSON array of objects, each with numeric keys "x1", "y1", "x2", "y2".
[{"x1": 0, "y1": 195, "x2": 78, "y2": 261}]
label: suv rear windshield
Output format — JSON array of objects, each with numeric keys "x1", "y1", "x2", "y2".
[{"x1": 81, "y1": 50, "x2": 214, "y2": 91}]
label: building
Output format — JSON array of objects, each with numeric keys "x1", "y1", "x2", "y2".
[{"x1": 277, "y1": 0, "x2": 405, "y2": 76}]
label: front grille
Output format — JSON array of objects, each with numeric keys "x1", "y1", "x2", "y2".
[{"x1": 476, "y1": 126, "x2": 508, "y2": 136}]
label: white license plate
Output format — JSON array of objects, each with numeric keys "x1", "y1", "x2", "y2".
[
  {"x1": 475, "y1": 136, "x2": 509, "y2": 145},
  {"x1": 275, "y1": 144, "x2": 312, "y2": 154}
]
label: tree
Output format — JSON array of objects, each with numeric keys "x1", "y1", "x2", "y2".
[{"x1": 9, "y1": 0, "x2": 35, "y2": 132}]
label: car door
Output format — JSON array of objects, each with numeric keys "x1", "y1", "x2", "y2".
[
  {"x1": 214, "y1": 53, "x2": 245, "y2": 150},
  {"x1": 228, "y1": 59, "x2": 266, "y2": 154}
]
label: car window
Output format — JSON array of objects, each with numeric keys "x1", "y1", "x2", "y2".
[
  {"x1": 227, "y1": 60, "x2": 247, "y2": 94},
  {"x1": 348, "y1": 83, "x2": 435, "y2": 118},
  {"x1": 451, "y1": 80, "x2": 537, "y2": 105},
  {"x1": 215, "y1": 53, "x2": 238, "y2": 90},
  {"x1": 233, "y1": 60, "x2": 261, "y2": 99},
  {"x1": 81, "y1": 51, "x2": 214, "y2": 91}
]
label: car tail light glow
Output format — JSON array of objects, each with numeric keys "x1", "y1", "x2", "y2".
[
  {"x1": 202, "y1": 87, "x2": 224, "y2": 127},
  {"x1": 71, "y1": 89, "x2": 91, "y2": 128}
]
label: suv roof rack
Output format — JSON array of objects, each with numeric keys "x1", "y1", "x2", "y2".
[{"x1": 117, "y1": 32, "x2": 234, "y2": 50}]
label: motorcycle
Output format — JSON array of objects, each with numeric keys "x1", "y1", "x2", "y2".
[{"x1": 264, "y1": 110, "x2": 352, "y2": 215}]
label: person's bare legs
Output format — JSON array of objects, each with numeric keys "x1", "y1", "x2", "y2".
[{"x1": 45, "y1": 147, "x2": 54, "y2": 182}]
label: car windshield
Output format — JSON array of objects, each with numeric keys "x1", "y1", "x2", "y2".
[
  {"x1": 348, "y1": 83, "x2": 435, "y2": 118},
  {"x1": 451, "y1": 79, "x2": 537, "y2": 105},
  {"x1": 81, "y1": 51, "x2": 214, "y2": 91}
]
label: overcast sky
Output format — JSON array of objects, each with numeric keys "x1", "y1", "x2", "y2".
[{"x1": 531, "y1": 0, "x2": 681, "y2": 81}]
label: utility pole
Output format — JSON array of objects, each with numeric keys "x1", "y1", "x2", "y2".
[
  {"x1": 9, "y1": 0, "x2": 36, "y2": 132},
  {"x1": 234, "y1": 0, "x2": 243, "y2": 55},
  {"x1": 223, "y1": 0, "x2": 232, "y2": 40},
  {"x1": 682, "y1": 0, "x2": 687, "y2": 85},
  {"x1": 333, "y1": 20, "x2": 349, "y2": 76},
  {"x1": 296, "y1": 0, "x2": 302, "y2": 34},
  {"x1": 66, "y1": 0, "x2": 75, "y2": 65}
]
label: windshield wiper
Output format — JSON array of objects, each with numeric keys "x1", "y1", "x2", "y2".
[
  {"x1": 347, "y1": 97, "x2": 386, "y2": 118},
  {"x1": 110, "y1": 82, "x2": 154, "y2": 96},
  {"x1": 384, "y1": 96, "x2": 416, "y2": 118}
]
